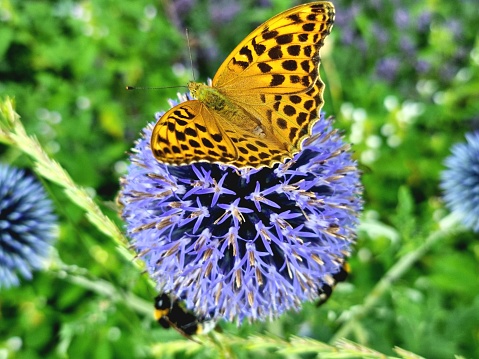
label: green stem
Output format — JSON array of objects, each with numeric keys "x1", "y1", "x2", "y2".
[
  {"x1": 0, "y1": 97, "x2": 145, "y2": 274},
  {"x1": 330, "y1": 212, "x2": 463, "y2": 343}
]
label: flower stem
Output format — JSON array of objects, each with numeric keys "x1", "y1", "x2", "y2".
[
  {"x1": 0, "y1": 97, "x2": 140, "y2": 269},
  {"x1": 330, "y1": 212, "x2": 463, "y2": 343}
]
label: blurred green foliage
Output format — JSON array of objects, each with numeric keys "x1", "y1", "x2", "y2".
[{"x1": 0, "y1": 0, "x2": 478, "y2": 358}]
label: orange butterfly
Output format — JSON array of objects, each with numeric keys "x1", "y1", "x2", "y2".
[{"x1": 151, "y1": 2, "x2": 335, "y2": 168}]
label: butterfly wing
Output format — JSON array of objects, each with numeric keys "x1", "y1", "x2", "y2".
[
  {"x1": 151, "y1": 100, "x2": 291, "y2": 167},
  {"x1": 150, "y1": 101, "x2": 238, "y2": 166},
  {"x1": 212, "y1": 2, "x2": 334, "y2": 153}
]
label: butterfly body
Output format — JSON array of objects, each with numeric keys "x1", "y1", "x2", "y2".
[
  {"x1": 151, "y1": 2, "x2": 335, "y2": 168},
  {"x1": 189, "y1": 81, "x2": 264, "y2": 133},
  {"x1": 189, "y1": 80, "x2": 286, "y2": 147}
]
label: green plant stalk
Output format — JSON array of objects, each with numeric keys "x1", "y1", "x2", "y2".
[
  {"x1": 330, "y1": 212, "x2": 463, "y2": 343},
  {"x1": 0, "y1": 97, "x2": 145, "y2": 273}
]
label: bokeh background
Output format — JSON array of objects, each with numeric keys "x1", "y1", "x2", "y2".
[{"x1": 1, "y1": 0, "x2": 478, "y2": 358}]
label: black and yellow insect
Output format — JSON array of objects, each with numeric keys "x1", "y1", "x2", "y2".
[
  {"x1": 316, "y1": 263, "x2": 350, "y2": 306},
  {"x1": 154, "y1": 293, "x2": 215, "y2": 339}
]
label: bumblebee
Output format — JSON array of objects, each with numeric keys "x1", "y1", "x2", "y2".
[
  {"x1": 154, "y1": 293, "x2": 215, "y2": 339},
  {"x1": 317, "y1": 263, "x2": 350, "y2": 306}
]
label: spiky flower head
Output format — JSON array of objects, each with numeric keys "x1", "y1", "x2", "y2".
[
  {"x1": 119, "y1": 94, "x2": 362, "y2": 322},
  {"x1": 0, "y1": 164, "x2": 57, "y2": 289},
  {"x1": 441, "y1": 132, "x2": 479, "y2": 232}
]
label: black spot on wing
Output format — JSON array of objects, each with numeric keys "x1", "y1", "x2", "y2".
[
  {"x1": 303, "y1": 22, "x2": 315, "y2": 31},
  {"x1": 268, "y1": 46, "x2": 283, "y2": 60},
  {"x1": 276, "y1": 34, "x2": 293, "y2": 45},
  {"x1": 255, "y1": 140, "x2": 268, "y2": 148},
  {"x1": 298, "y1": 33, "x2": 308, "y2": 42},
  {"x1": 286, "y1": 13, "x2": 302, "y2": 23},
  {"x1": 303, "y1": 100, "x2": 314, "y2": 111},
  {"x1": 283, "y1": 105, "x2": 296, "y2": 116},
  {"x1": 282, "y1": 60, "x2": 297, "y2": 71},
  {"x1": 257, "y1": 62, "x2": 272, "y2": 73},
  {"x1": 176, "y1": 131, "x2": 186, "y2": 141},
  {"x1": 189, "y1": 139, "x2": 201, "y2": 148},
  {"x1": 301, "y1": 60, "x2": 311, "y2": 73},
  {"x1": 290, "y1": 95, "x2": 301, "y2": 104},
  {"x1": 196, "y1": 124, "x2": 207, "y2": 133},
  {"x1": 232, "y1": 58, "x2": 249, "y2": 70},
  {"x1": 296, "y1": 112, "x2": 308, "y2": 126},
  {"x1": 276, "y1": 118, "x2": 287, "y2": 129},
  {"x1": 176, "y1": 107, "x2": 195, "y2": 120},
  {"x1": 201, "y1": 138, "x2": 214, "y2": 149},
  {"x1": 290, "y1": 75, "x2": 300, "y2": 83},
  {"x1": 303, "y1": 46, "x2": 312, "y2": 57},
  {"x1": 289, "y1": 127, "x2": 298, "y2": 141},
  {"x1": 211, "y1": 133, "x2": 223, "y2": 143},
  {"x1": 246, "y1": 143, "x2": 258, "y2": 152},
  {"x1": 270, "y1": 74, "x2": 285, "y2": 86},
  {"x1": 287, "y1": 45, "x2": 301, "y2": 56},
  {"x1": 239, "y1": 46, "x2": 253, "y2": 63},
  {"x1": 185, "y1": 127, "x2": 197, "y2": 137},
  {"x1": 262, "y1": 30, "x2": 278, "y2": 40},
  {"x1": 252, "y1": 37, "x2": 266, "y2": 56}
]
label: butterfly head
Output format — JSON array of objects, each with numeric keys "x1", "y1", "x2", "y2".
[{"x1": 187, "y1": 81, "x2": 201, "y2": 99}]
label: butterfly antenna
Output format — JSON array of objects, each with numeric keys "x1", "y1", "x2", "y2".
[
  {"x1": 126, "y1": 86, "x2": 187, "y2": 90},
  {"x1": 186, "y1": 28, "x2": 196, "y2": 82}
]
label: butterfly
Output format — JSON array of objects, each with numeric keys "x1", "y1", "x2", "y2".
[
  {"x1": 150, "y1": 2, "x2": 335, "y2": 168},
  {"x1": 154, "y1": 293, "x2": 216, "y2": 340}
]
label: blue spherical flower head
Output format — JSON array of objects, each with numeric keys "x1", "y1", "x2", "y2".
[
  {"x1": 441, "y1": 132, "x2": 479, "y2": 232},
  {"x1": 120, "y1": 97, "x2": 362, "y2": 322},
  {"x1": 0, "y1": 164, "x2": 57, "y2": 289}
]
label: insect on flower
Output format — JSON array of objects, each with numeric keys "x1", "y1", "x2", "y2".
[
  {"x1": 154, "y1": 293, "x2": 216, "y2": 340},
  {"x1": 316, "y1": 262, "x2": 350, "y2": 306}
]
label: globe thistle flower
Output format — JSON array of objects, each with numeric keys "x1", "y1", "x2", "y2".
[
  {"x1": 441, "y1": 132, "x2": 479, "y2": 232},
  {"x1": 119, "y1": 94, "x2": 362, "y2": 322},
  {"x1": 0, "y1": 164, "x2": 57, "y2": 289}
]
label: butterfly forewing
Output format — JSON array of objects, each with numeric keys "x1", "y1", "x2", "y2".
[
  {"x1": 150, "y1": 101, "x2": 238, "y2": 165},
  {"x1": 213, "y1": 2, "x2": 334, "y2": 93},
  {"x1": 213, "y1": 2, "x2": 334, "y2": 157}
]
